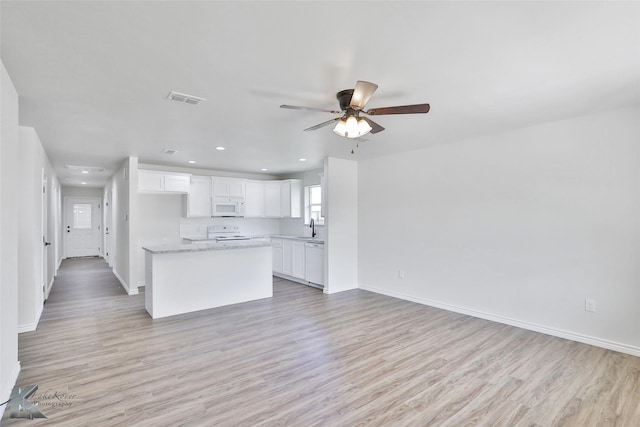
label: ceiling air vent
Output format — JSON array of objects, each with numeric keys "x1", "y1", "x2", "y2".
[
  {"x1": 162, "y1": 149, "x2": 178, "y2": 155},
  {"x1": 167, "y1": 91, "x2": 206, "y2": 105}
]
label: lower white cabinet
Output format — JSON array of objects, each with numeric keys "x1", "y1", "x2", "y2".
[
  {"x1": 272, "y1": 239, "x2": 283, "y2": 272},
  {"x1": 292, "y1": 241, "x2": 305, "y2": 279},
  {"x1": 271, "y1": 237, "x2": 320, "y2": 284},
  {"x1": 281, "y1": 239, "x2": 293, "y2": 275}
]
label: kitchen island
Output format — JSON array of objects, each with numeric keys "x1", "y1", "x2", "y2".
[{"x1": 142, "y1": 240, "x2": 272, "y2": 319}]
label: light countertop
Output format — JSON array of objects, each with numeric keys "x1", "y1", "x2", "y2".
[
  {"x1": 143, "y1": 240, "x2": 272, "y2": 254},
  {"x1": 270, "y1": 235, "x2": 324, "y2": 244}
]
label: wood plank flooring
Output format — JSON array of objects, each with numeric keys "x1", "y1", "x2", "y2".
[{"x1": 3, "y1": 257, "x2": 640, "y2": 426}]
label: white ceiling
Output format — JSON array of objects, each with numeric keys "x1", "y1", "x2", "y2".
[{"x1": 2, "y1": 1, "x2": 639, "y2": 187}]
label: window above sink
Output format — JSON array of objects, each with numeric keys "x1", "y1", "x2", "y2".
[{"x1": 304, "y1": 185, "x2": 324, "y2": 226}]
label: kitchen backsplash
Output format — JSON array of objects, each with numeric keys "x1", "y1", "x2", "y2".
[
  {"x1": 180, "y1": 217, "x2": 281, "y2": 238},
  {"x1": 279, "y1": 217, "x2": 325, "y2": 239}
]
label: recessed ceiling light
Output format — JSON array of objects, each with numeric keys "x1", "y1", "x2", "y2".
[
  {"x1": 162, "y1": 149, "x2": 178, "y2": 155},
  {"x1": 216, "y1": 146, "x2": 225, "y2": 151},
  {"x1": 81, "y1": 182, "x2": 87, "y2": 185},
  {"x1": 298, "y1": 158, "x2": 307, "y2": 162},
  {"x1": 188, "y1": 160, "x2": 196, "y2": 164},
  {"x1": 64, "y1": 165, "x2": 104, "y2": 172},
  {"x1": 261, "y1": 168, "x2": 268, "y2": 171},
  {"x1": 81, "y1": 170, "x2": 89, "y2": 174}
]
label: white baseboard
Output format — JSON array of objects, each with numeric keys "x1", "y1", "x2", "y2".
[
  {"x1": 273, "y1": 273, "x2": 323, "y2": 290},
  {"x1": 359, "y1": 284, "x2": 640, "y2": 358},
  {"x1": 136, "y1": 281, "x2": 145, "y2": 288},
  {"x1": 0, "y1": 362, "x2": 21, "y2": 419},
  {"x1": 18, "y1": 295, "x2": 45, "y2": 334},
  {"x1": 113, "y1": 269, "x2": 138, "y2": 295},
  {"x1": 46, "y1": 276, "x2": 54, "y2": 299},
  {"x1": 17, "y1": 322, "x2": 37, "y2": 333}
]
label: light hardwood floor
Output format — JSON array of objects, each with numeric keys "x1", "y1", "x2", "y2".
[{"x1": 3, "y1": 257, "x2": 640, "y2": 426}]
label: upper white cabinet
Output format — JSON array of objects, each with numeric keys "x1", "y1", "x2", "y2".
[
  {"x1": 260, "y1": 180, "x2": 301, "y2": 218},
  {"x1": 138, "y1": 170, "x2": 190, "y2": 194},
  {"x1": 281, "y1": 180, "x2": 302, "y2": 218},
  {"x1": 183, "y1": 176, "x2": 212, "y2": 218},
  {"x1": 180, "y1": 176, "x2": 301, "y2": 219},
  {"x1": 264, "y1": 182, "x2": 283, "y2": 217},
  {"x1": 245, "y1": 180, "x2": 265, "y2": 217},
  {"x1": 213, "y1": 178, "x2": 245, "y2": 199}
]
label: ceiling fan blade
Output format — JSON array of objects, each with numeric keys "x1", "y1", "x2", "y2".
[
  {"x1": 280, "y1": 105, "x2": 341, "y2": 114},
  {"x1": 365, "y1": 103, "x2": 430, "y2": 115},
  {"x1": 361, "y1": 117, "x2": 385, "y2": 134},
  {"x1": 304, "y1": 118, "x2": 340, "y2": 131},
  {"x1": 349, "y1": 81, "x2": 378, "y2": 110}
]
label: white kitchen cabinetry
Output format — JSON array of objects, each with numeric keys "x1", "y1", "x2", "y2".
[
  {"x1": 271, "y1": 237, "x2": 319, "y2": 285},
  {"x1": 244, "y1": 180, "x2": 265, "y2": 218},
  {"x1": 264, "y1": 180, "x2": 302, "y2": 218},
  {"x1": 281, "y1": 239, "x2": 293, "y2": 276},
  {"x1": 292, "y1": 241, "x2": 306, "y2": 279},
  {"x1": 213, "y1": 178, "x2": 245, "y2": 199},
  {"x1": 139, "y1": 170, "x2": 191, "y2": 194},
  {"x1": 271, "y1": 238, "x2": 283, "y2": 273},
  {"x1": 282, "y1": 180, "x2": 302, "y2": 218},
  {"x1": 183, "y1": 175, "x2": 212, "y2": 217},
  {"x1": 264, "y1": 182, "x2": 282, "y2": 217}
]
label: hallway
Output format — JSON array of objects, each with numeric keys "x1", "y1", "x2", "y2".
[{"x1": 40, "y1": 257, "x2": 138, "y2": 322}]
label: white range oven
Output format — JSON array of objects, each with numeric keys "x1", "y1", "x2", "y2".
[{"x1": 206, "y1": 225, "x2": 251, "y2": 241}]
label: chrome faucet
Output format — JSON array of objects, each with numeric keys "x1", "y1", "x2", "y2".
[{"x1": 310, "y1": 218, "x2": 316, "y2": 238}]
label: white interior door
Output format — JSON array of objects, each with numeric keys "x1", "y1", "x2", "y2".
[
  {"x1": 104, "y1": 191, "x2": 112, "y2": 265},
  {"x1": 64, "y1": 197, "x2": 101, "y2": 258},
  {"x1": 42, "y1": 170, "x2": 49, "y2": 301}
]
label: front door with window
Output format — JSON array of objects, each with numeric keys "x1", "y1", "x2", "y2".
[{"x1": 64, "y1": 197, "x2": 101, "y2": 258}]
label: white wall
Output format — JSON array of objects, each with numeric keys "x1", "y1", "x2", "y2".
[
  {"x1": 0, "y1": 60, "x2": 21, "y2": 417},
  {"x1": 108, "y1": 157, "x2": 137, "y2": 294},
  {"x1": 324, "y1": 157, "x2": 358, "y2": 294},
  {"x1": 358, "y1": 105, "x2": 640, "y2": 355},
  {"x1": 136, "y1": 193, "x2": 183, "y2": 288},
  {"x1": 17, "y1": 127, "x2": 60, "y2": 332}
]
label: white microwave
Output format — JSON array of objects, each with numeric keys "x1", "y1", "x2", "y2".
[{"x1": 212, "y1": 198, "x2": 245, "y2": 217}]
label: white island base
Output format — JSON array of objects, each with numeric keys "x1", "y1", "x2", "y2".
[{"x1": 144, "y1": 242, "x2": 272, "y2": 319}]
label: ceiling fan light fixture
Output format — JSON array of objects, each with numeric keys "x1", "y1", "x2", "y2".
[
  {"x1": 358, "y1": 118, "x2": 372, "y2": 135},
  {"x1": 333, "y1": 115, "x2": 371, "y2": 139},
  {"x1": 333, "y1": 119, "x2": 347, "y2": 137}
]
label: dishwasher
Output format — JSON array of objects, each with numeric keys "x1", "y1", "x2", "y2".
[{"x1": 304, "y1": 242, "x2": 324, "y2": 288}]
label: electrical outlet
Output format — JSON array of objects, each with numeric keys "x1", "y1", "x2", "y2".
[
  {"x1": 398, "y1": 270, "x2": 405, "y2": 279},
  {"x1": 585, "y1": 298, "x2": 596, "y2": 312}
]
